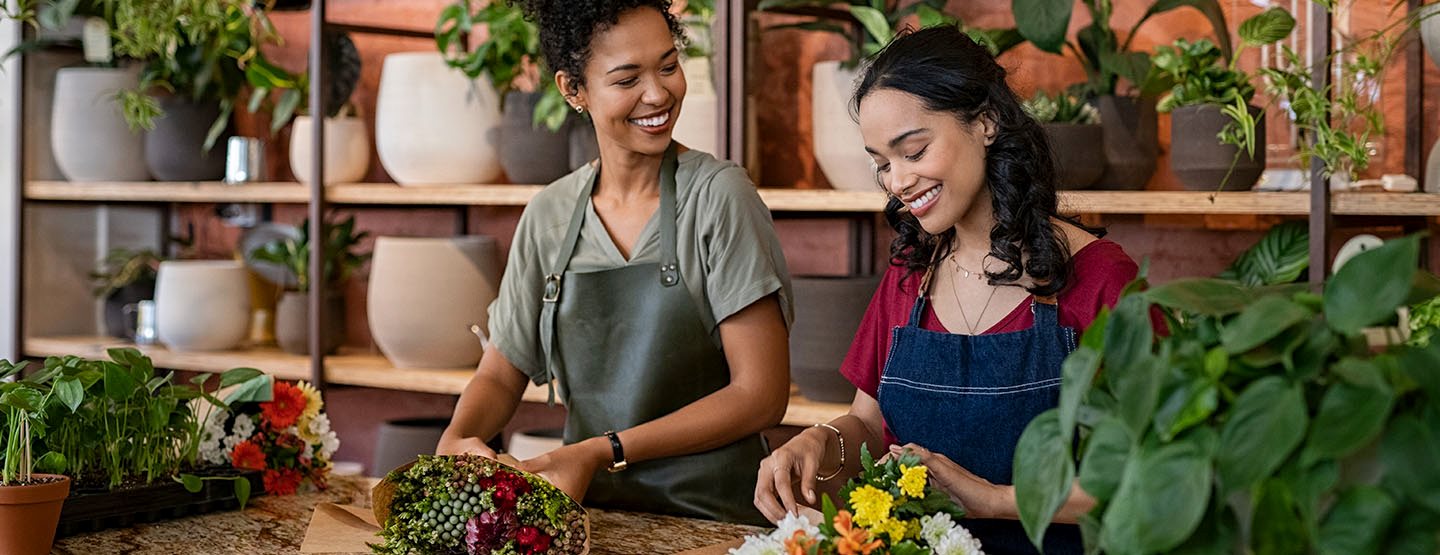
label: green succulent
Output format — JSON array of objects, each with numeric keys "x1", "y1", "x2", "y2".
[{"x1": 1025, "y1": 90, "x2": 1099, "y2": 125}]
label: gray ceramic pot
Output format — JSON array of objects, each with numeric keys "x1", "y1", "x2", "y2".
[
  {"x1": 275, "y1": 291, "x2": 346, "y2": 355},
  {"x1": 1093, "y1": 95, "x2": 1158, "y2": 190},
  {"x1": 1043, "y1": 123, "x2": 1104, "y2": 190},
  {"x1": 500, "y1": 91, "x2": 572, "y2": 184},
  {"x1": 568, "y1": 119, "x2": 600, "y2": 170},
  {"x1": 1169, "y1": 104, "x2": 1265, "y2": 191},
  {"x1": 373, "y1": 418, "x2": 451, "y2": 477},
  {"x1": 145, "y1": 96, "x2": 229, "y2": 181},
  {"x1": 789, "y1": 275, "x2": 882, "y2": 403}
]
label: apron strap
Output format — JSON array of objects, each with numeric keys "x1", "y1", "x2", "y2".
[{"x1": 539, "y1": 142, "x2": 681, "y2": 405}]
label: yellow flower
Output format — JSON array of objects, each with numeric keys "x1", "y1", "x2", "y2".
[
  {"x1": 294, "y1": 381, "x2": 324, "y2": 440},
  {"x1": 905, "y1": 519, "x2": 922, "y2": 541},
  {"x1": 898, "y1": 464, "x2": 928, "y2": 498},
  {"x1": 874, "y1": 517, "x2": 910, "y2": 543},
  {"x1": 849, "y1": 485, "x2": 894, "y2": 528}
]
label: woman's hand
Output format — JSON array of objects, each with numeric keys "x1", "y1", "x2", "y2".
[
  {"x1": 518, "y1": 438, "x2": 609, "y2": 502},
  {"x1": 435, "y1": 434, "x2": 497, "y2": 458},
  {"x1": 890, "y1": 444, "x2": 1012, "y2": 520},
  {"x1": 753, "y1": 427, "x2": 828, "y2": 523}
]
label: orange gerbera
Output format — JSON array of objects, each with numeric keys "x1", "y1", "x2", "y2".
[
  {"x1": 231, "y1": 440, "x2": 266, "y2": 471},
  {"x1": 784, "y1": 530, "x2": 817, "y2": 555},
  {"x1": 261, "y1": 381, "x2": 307, "y2": 430},
  {"x1": 832, "y1": 511, "x2": 883, "y2": 555}
]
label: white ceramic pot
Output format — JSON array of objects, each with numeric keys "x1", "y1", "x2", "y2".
[
  {"x1": 672, "y1": 57, "x2": 718, "y2": 157},
  {"x1": 811, "y1": 61, "x2": 874, "y2": 191},
  {"x1": 51, "y1": 66, "x2": 149, "y2": 182},
  {"x1": 290, "y1": 115, "x2": 371, "y2": 184},
  {"x1": 1422, "y1": 4, "x2": 1440, "y2": 70},
  {"x1": 367, "y1": 236, "x2": 501, "y2": 368},
  {"x1": 506, "y1": 428, "x2": 564, "y2": 461},
  {"x1": 375, "y1": 52, "x2": 503, "y2": 185},
  {"x1": 154, "y1": 261, "x2": 251, "y2": 352}
]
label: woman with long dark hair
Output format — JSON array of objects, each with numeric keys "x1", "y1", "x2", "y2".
[
  {"x1": 753, "y1": 26, "x2": 1140, "y2": 554},
  {"x1": 438, "y1": 0, "x2": 792, "y2": 526}
]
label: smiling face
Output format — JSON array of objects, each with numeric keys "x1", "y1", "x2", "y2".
[
  {"x1": 858, "y1": 88, "x2": 996, "y2": 235},
  {"x1": 560, "y1": 7, "x2": 685, "y2": 158}
]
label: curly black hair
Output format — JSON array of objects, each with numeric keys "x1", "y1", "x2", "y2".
[
  {"x1": 511, "y1": 0, "x2": 687, "y2": 96},
  {"x1": 854, "y1": 25, "x2": 1093, "y2": 298}
]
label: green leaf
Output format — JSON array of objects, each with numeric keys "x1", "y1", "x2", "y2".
[
  {"x1": 1152, "y1": 378, "x2": 1218, "y2": 441},
  {"x1": 1100, "y1": 432, "x2": 1215, "y2": 553},
  {"x1": 1218, "y1": 221, "x2": 1308, "y2": 286},
  {"x1": 54, "y1": 377, "x2": 83, "y2": 413},
  {"x1": 1381, "y1": 414, "x2": 1440, "y2": 514},
  {"x1": 1220, "y1": 295, "x2": 1312, "y2": 355},
  {"x1": 1147, "y1": 279, "x2": 1252, "y2": 316},
  {"x1": 1058, "y1": 346, "x2": 1101, "y2": 442},
  {"x1": 1012, "y1": 0, "x2": 1073, "y2": 54},
  {"x1": 103, "y1": 362, "x2": 138, "y2": 401},
  {"x1": 222, "y1": 370, "x2": 273, "y2": 405},
  {"x1": 1384, "y1": 507, "x2": 1440, "y2": 555},
  {"x1": 1325, "y1": 235, "x2": 1421, "y2": 335},
  {"x1": 1139, "y1": 0, "x2": 1232, "y2": 61},
  {"x1": 1014, "y1": 410, "x2": 1074, "y2": 551},
  {"x1": 34, "y1": 451, "x2": 66, "y2": 474},
  {"x1": 847, "y1": 6, "x2": 892, "y2": 46},
  {"x1": 1301, "y1": 371, "x2": 1393, "y2": 466},
  {"x1": 1216, "y1": 377, "x2": 1308, "y2": 493},
  {"x1": 1106, "y1": 296, "x2": 1160, "y2": 435},
  {"x1": 180, "y1": 474, "x2": 203, "y2": 493},
  {"x1": 1238, "y1": 8, "x2": 1296, "y2": 48},
  {"x1": 1170, "y1": 497, "x2": 1238, "y2": 555},
  {"x1": 219, "y1": 367, "x2": 265, "y2": 388},
  {"x1": 272, "y1": 89, "x2": 302, "y2": 134},
  {"x1": 1078, "y1": 416, "x2": 1132, "y2": 502},
  {"x1": 1317, "y1": 486, "x2": 1397, "y2": 555},
  {"x1": 1251, "y1": 478, "x2": 1311, "y2": 555}
]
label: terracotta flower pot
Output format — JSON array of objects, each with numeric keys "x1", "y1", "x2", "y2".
[
  {"x1": 1169, "y1": 104, "x2": 1265, "y2": 191},
  {"x1": 789, "y1": 276, "x2": 881, "y2": 403},
  {"x1": 1043, "y1": 123, "x2": 1105, "y2": 190},
  {"x1": 274, "y1": 291, "x2": 346, "y2": 355},
  {"x1": 0, "y1": 474, "x2": 71, "y2": 555},
  {"x1": 367, "y1": 236, "x2": 501, "y2": 368}
]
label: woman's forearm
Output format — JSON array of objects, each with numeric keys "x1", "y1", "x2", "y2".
[
  {"x1": 442, "y1": 348, "x2": 530, "y2": 443},
  {"x1": 984, "y1": 480, "x2": 1095, "y2": 524}
]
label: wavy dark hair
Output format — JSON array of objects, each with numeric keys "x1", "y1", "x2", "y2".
[
  {"x1": 853, "y1": 25, "x2": 1088, "y2": 298},
  {"x1": 512, "y1": 0, "x2": 686, "y2": 96}
]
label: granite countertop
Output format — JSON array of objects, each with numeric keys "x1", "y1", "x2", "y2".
[{"x1": 51, "y1": 475, "x2": 761, "y2": 554}]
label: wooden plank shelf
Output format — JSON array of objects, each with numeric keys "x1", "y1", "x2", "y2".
[
  {"x1": 22, "y1": 336, "x2": 848, "y2": 427},
  {"x1": 27, "y1": 180, "x2": 1440, "y2": 216}
]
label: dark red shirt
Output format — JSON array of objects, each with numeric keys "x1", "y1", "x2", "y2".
[{"x1": 840, "y1": 239, "x2": 1140, "y2": 444}]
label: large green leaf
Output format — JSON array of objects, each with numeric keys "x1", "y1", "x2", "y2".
[
  {"x1": 1238, "y1": 8, "x2": 1297, "y2": 48},
  {"x1": 1325, "y1": 235, "x2": 1421, "y2": 335},
  {"x1": 1381, "y1": 414, "x2": 1440, "y2": 514},
  {"x1": 1251, "y1": 478, "x2": 1311, "y2": 555},
  {"x1": 1100, "y1": 431, "x2": 1215, "y2": 553},
  {"x1": 1383, "y1": 507, "x2": 1440, "y2": 555},
  {"x1": 221, "y1": 370, "x2": 273, "y2": 405},
  {"x1": 1218, "y1": 221, "x2": 1309, "y2": 287},
  {"x1": 1136, "y1": 0, "x2": 1232, "y2": 61},
  {"x1": 1106, "y1": 296, "x2": 1160, "y2": 436},
  {"x1": 1012, "y1": 0, "x2": 1073, "y2": 54},
  {"x1": 1317, "y1": 485, "x2": 1397, "y2": 555},
  {"x1": 967, "y1": 27, "x2": 1024, "y2": 57},
  {"x1": 1058, "y1": 346, "x2": 1101, "y2": 442},
  {"x1": 1078, "y1": 416, "x2": 1132, "y2": 502},
  {"x1": 1170, "y1": 497, "x2": 1238, "y2": 555},
  {"x1": 1220, "y1": 295, "x2": 1312, "y2": 354},
  {"x1": 1147, "y1": 279, "x2": 1252, "y2": 316},
  {"x1": 1014, "y1": 410, "x2": 1074, "y2": 550},
  {"x1": 1216, "y1": 377, "x2": 1308, "y2": 493},
  {"x1": 847, "y1": 6, "x2": 892, "y2": 46},
  {"x1": 1152, "y1": 378, "x2": 1218, "y2": 441},
  {"x1": 54, "y1": 377, "x2": 84, "y2": 413},
  {"x1": 0, "y1": 386, "x2": 42, "y2": 412},
  {"x1": 1301, "y1": 366, "x2": 1394, "y2": 465},
  {"x1": 103, "y1": 362, "x2": 138, "y2": 401}
]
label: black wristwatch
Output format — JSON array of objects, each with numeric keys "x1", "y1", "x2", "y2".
[{"x1": 603, "y1": 431, "x2": 628, "y2": 473}]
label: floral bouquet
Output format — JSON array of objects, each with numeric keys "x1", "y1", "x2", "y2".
[
  {"x1": 732, "y1": 447, "x2": 983, "y2": 555},
  {"x1": 370, "y1": 454, "x2": 589, "y2": 555},
  {"x1": 198, "y1": 379, "x2": 340, "y2": 495}
]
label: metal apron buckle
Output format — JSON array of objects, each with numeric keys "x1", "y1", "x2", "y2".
[{"x1": 543, "y1": 274, "x2": 563, "y2": 303}]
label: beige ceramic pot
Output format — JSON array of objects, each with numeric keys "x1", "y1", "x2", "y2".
[
  {"x1": 155, "y1": 261, "x2": 251, "y2": 351},
  {"x1": 367, "y1": 236, "x2": 500, "y2": 368}
]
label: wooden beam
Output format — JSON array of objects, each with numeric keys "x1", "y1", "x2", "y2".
[
  {"x1": 1310, "y1": 4, "x2": 1333, "y2": 286},
  {"x1": 309, "y1": 0, "x2": 329, "y2": 387},
  {"x1": 1407, "y1": 0, "x2": 1424, "y2": 183}
]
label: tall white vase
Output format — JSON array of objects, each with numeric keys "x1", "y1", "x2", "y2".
[
  {"x1": 367, "y1": 236, "x2": 501, "y2": 368},
  {"x1": 811, "y1": 61, "x2": 874, "y2": 191},
  {"x1": 375, "y1": 52, "x2": 503, "y2": 185},
  {"x1": 51, "y1": 66, "x2": 150, "y2": 182},
  {"x1": 155, "y1": 261, "x2": 251, "y2": 352},
  {"x1": 291, "y1": 115, "x2": 371, "y2": 184},
  {"x1": 672, "y1": 57, "x2": 718, "y2": 157}
]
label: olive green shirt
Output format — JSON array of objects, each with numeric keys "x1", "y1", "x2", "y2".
[{"x1": 488, "y1": 150, "x2": 794, "y2": 385}]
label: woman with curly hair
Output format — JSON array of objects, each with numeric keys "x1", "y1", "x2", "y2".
[
  {"x1": 437, "y1": 0, "x2": 791, "y2": 526},
  {"x1": 753, "y1": 26, "x2": 1140, "y2": 554}
]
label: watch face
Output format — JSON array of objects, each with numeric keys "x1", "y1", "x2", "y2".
[{"x1": 607, "y1": 460, "x2": 628, "y2": 473}]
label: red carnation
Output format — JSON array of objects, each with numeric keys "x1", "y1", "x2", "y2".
[
  {"x1": 515, "y1": 526, "x2": 552, "y2": 553},
  {"x1": 263, "y1": 468, "x2": 304, "y2": 496},
  {"x1": 260, "y1": 381, "x2": 307, "y2": 430},
  {"x1": 230, "y1": 440, "x2": 266, "y2": 471}
]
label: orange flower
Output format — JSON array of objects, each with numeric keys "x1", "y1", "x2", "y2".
[
  {"x1": 261, "y1": 381, "x2": 307, "y2": 430},
  {"x1": 231, "y1": 440, "x2": 266, "y2": 471},
  {"x1": 832, "y1": 511, "x2": 883, "y2": 555},
  {"x1": 784, "y1": 530, "x2": 816, "y2": 555}
]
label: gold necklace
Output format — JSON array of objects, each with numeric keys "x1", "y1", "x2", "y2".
[
  {"x1": 945, "y1": 259, "x2": 999, "y2": 335},
  {"x1": 950, "y1": 254, "x2": 988, "y2": 281}
]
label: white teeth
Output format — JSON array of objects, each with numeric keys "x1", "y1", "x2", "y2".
[
  {"x1": 909, "y1": 186, "x2": 941, "y2": 210},
  {"x1": 631, "y1": 112, "x2": 670, "y2": 127}
]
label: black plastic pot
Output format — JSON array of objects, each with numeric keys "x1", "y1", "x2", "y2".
[
  {"x1": 144, "y1": 96, "x2": 229, "y2": 181},
  {"x1": 1170, "y1": 104, "x2": 1266, "y2": 191}
]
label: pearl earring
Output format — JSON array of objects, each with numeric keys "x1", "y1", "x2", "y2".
[{"x1": 574, "y1": 105, "x2": 585, "y2": 114}]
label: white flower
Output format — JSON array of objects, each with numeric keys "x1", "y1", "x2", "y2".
[
  {"x1": 727, "y1": 535, "x2": 787, "y2": 555},
  {"x1": 232, "y1": 413, "x2": 256, "y2": 439},
  {"x1": 772, "y1": 512, "x2": 819, "y2": 541},
  {"x1": 921, "y1": 513, "x2": 956, "y2": 545},
  {"x1": 933, "y1": 524, "x2": 984, "y2": 555}
]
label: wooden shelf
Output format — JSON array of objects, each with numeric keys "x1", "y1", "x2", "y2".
[
  {"x1": 23, "y1": 336, "x2": 848, "y2": 427},
  {"x1": 27, "y1": 180, "x2": 1440, "y2": 216}
]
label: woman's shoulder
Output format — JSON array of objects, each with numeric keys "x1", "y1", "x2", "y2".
[
  {"x1": 677, "y1": 149, "x2": 761, "y2": 207},
  {"x1": 521, "y1": 164, "x2": 595, "y2": 231}
]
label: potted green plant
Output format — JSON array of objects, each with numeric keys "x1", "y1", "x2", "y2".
[
  {"x1": 1012, "y1": 231, "x2": 1440, "y2": 553},
  {"x1": 1024, "y1": 89, "x2": 1103, "y2": 190},
  {"x1": 1013, "y1": 0, "x2": 1231, "y2": 190},
  {"x1": 1153, "y1": 8, "x2": 1295, "y2": 192},
  {"x1": 759, "y1": 0, "x2": 1020, "y2": 191},
  {"x1": 250, "y1": 215, "x2": 369, "y2": 356},
  {"x1": 0, "y1": 360, "x2": 71, "y2": 555},
  {"x1": 89, "y1": 248, "x2": 161, "y2": 340},
  {"x1": 245, "y1": 30, "x2": 368, "y2": 184},
  {"x1": 435, "y1": 0, "x2": 574, "y2": 184}
]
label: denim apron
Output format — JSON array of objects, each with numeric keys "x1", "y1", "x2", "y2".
[
  {"x1": 877, "y1": 268, "x2": 1083, "y2": 554},
  {"x1": 537, "y1": 142, "x2": 769, "y2": 525}
]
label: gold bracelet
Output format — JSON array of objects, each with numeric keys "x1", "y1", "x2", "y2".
[{"x1": 813, "y1": 422, "x2": 845, "y2": 482}]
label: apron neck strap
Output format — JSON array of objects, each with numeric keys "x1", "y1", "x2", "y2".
[{"x1": 546, "y1": 142, "x2": 681, "y2": 282}]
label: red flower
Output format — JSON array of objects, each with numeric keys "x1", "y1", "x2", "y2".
[
  {"x1": 231, "y1": 440, "x2": 266, "y2": 471},
  {"x1": 515, "y1": 526, "x2": 552, "y2": 553},
  {"x1": 261, "y1": 382, "x2": 307, "y2": 430},
  {"x1": 263, "y1": 468, "x2": 304, "y2": 495}
]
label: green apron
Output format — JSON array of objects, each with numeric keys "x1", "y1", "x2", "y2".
[{"x1": 537, "y1": 142, "x2": 769, "y2": 526}]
